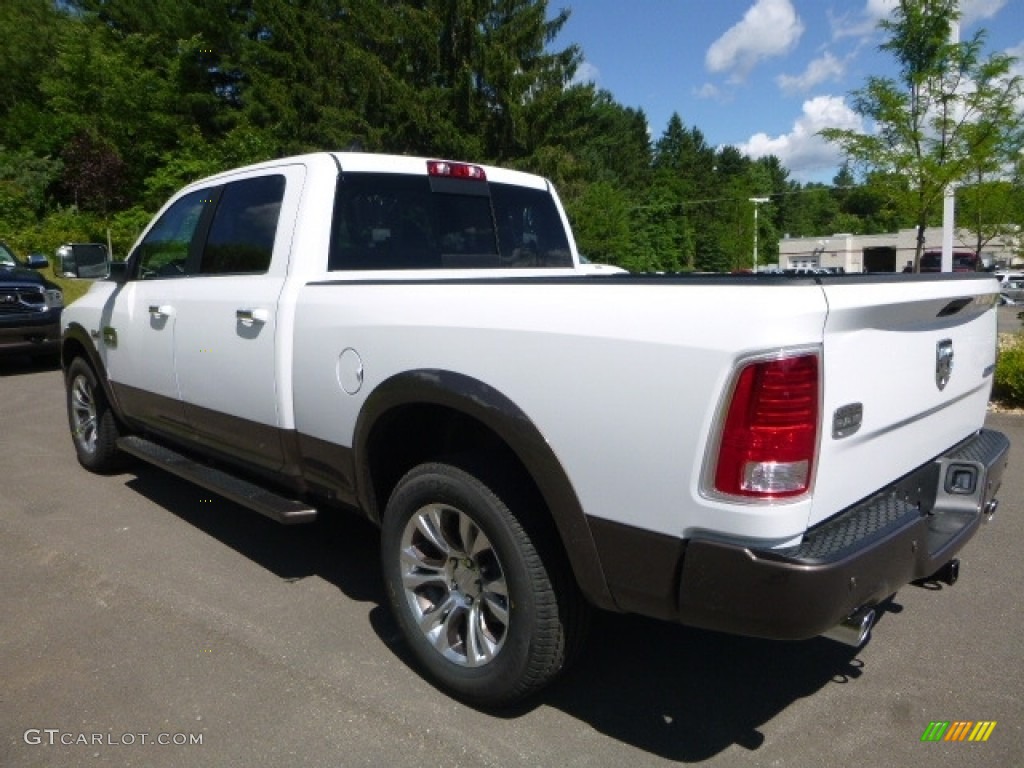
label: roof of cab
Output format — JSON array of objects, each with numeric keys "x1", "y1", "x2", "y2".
[
  {"x1": 329, "y1": 152, "x2": 549, "y2": 190},
  {"x1": 177, "y1": 151, "x2": 551, "y2": 192}
]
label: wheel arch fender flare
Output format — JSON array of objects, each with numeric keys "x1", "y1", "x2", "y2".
[
  {"x1": 61, "y1": 322, "x2": 126, "y2": 422},
  {"x1": 354, "y1": 368, "x2": 616, "y2": 611}
]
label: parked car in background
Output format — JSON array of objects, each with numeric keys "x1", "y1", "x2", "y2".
[
  {"x1": 0, "y1": 241, "x2": 64, "y2": 358},
  {"x1": 791, "y1": 267, "x2": 829, "y2": 275},
  {"x1": 1000, "y1": 279, "x2": 1024, "y2": 305},
  {"x1": 995, "y1": 271, "x2": 1024, "y2": 286},
  {"x1": 920, "y1": 250, "x2": 981, "y2": 273}
]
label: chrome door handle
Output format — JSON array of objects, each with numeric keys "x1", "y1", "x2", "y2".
[
  {"x1": 148, "y1": 304, "x2": 175, "y2": 318},
  {"x1": 236, "y1": 308, "x2": 270, "y2": 323}
]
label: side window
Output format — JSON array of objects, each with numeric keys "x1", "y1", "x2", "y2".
[
  {"x1": 201, "y1": 175, "x2": 285, "y2": 275},
  {"x1": 136, "y1": 189, "x2": 210, "y2": 279}
]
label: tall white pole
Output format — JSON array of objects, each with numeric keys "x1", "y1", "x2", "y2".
[
  {"x1": 753, "y1": 204, "x2": 759, "y2": 272},
  {"x1": 750, "y1": 197, "x2": 769, "y2": 272},
  {"x1": 941, "y1": 20, "x2": 960, "y2": 273}
]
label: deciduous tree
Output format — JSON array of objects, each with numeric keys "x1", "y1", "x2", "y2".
[{"x1": 821, "y1": 0, "x2": 1023, "y2": 270}]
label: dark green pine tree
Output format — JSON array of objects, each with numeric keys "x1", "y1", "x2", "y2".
[{"x1": 429, "y1": 0, "x2": 581, "y2": 162}]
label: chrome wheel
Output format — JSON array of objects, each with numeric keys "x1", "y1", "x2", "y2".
[
  {"x1": 65, "y1": 357, "x2": 126, "y2": 473},
  {"x1": 398, "y1": 502, "x2": 510, "y2": 667},
  {"x1": 382, "y1": 462, "x2": 585, "y2": 706},
  {"x1": 70, "y1": 373, "x2": 99, "y2": 455}
]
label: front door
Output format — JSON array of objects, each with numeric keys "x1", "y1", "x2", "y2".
[{"x1": 104, "y1": 188, "x2": 212, "y2": 434}]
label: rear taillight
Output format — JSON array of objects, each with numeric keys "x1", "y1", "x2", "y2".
[{"x1": 713, "y1": 352, "x2": 819, "y2": 499}]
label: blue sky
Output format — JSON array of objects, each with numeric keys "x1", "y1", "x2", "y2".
[{"x1": 556, "y1": 0, "x2": 1024, "y2": 182}]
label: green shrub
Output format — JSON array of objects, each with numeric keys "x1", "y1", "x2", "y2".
[
  {"x1": 5, "y1": 205, "x2": 153, "y2": 263},
  {"x1": 53, "y1": 274, "x2": 93, "y2": 305},
  {"x1": 994, "y1": 334, "x2": 1024, "y2": 407}
]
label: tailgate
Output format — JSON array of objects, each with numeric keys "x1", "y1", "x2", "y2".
[{"x1": 809, "y1": 274, "x2": 1000, "y2": 528}]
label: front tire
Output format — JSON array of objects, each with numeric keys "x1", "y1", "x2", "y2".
[
  {"x1": 381, "y1": 462, "x2": 583, "y2": 707},
  {"x1": 66, "y1": 357, "x2": 126, "y2": 473}
]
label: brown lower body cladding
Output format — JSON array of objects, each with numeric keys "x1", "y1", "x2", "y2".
[{"x1": 589, "y1": 428, "x2": 1010, "y2": 639}]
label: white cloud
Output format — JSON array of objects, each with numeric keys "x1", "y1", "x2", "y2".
[
  {"x1": 572, "y1": 60, "x2": 600, "y2": 86},
  {"x1": 705, "y1": 0, "x2": 805, "y2": 82},
  {"x1": 831, "y1": 0, "x2": 1007, "y2": 48},
  {"x1": 737, "y1": 95, "x2": 864, "y2": 180},
  {"x1": 776, "y1": 52, "x2": 845, "y2": 94},
  {"x1": 829, "y1": 0, "x2": 892, "y2": 41},
  {"x1": 694, "y1": 82, "x2": 725, "y2": 101},
  {"x1": 1007, "y1": 41, "x2": 1024, "y2": 113},
  {"x1": 849, "y1": 0, "x2": 1006, "y2": 34},
  {"x1": 1006, "y1": 41, "x2": 1024, "y2": 68},
  {"x1": 864, "y1": 0, "x2": 897, "y2": 21},
  {"x1": 960, "y1": 0, "x2": 1007, "y2": 26}
]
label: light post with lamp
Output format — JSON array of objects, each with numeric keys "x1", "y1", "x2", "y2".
[{"x1": 749, "y1": 197, "x2": 770, "y2": 273}]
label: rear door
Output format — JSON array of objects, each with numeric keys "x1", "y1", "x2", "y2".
[
  {"x1": 810, "y1": 274, "x2": 1000, "y2": 527},
  {"x1": 173, "y1": 165, "x2": 305, "y2": 471}
]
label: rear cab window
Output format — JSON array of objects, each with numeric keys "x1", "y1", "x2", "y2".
[{"x1": 328, "y1": 172, "x2": 571, "y2": 271}]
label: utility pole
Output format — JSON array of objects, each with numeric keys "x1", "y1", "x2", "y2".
[{"x1": 749, "y1": 197, "x2": 770, "y2": 273}]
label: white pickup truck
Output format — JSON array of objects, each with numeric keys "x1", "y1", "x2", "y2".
[{"x1": 61, "y1": 152, "x2": 1009, "y2": 706}]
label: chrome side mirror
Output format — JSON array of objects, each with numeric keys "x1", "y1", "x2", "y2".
[{"x1": 56, "y1": 243, "x2": 111, "y2": 279}]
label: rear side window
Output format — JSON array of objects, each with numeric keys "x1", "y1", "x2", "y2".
[
  {"x1": 329, "y1": 173, "x2": 570, "y2": 270},
  {"x1": 201, "y1": 175, "x2": 285, "y2": 275}
]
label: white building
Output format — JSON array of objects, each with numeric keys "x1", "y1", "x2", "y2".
[{"x1": 776, "y1": 227, "x2": 1021, "y2": 272}]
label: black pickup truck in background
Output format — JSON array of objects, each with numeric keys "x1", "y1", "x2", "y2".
[{"x1": 0, "y1": 241, "x2": 64, "y2": 359}]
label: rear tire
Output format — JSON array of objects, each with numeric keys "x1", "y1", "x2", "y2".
[
  {"x1": 66, "y1": 357, "x2": 126, "y2": 473},
  {"x1": 381, "y1": 462, "x2": 585, "y2": 707}
]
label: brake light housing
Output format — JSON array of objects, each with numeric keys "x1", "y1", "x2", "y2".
[
  {"x1": 427, "y1": 160, "x2": 487, "y2": 180},
  {"x1": 710, "y1": 351, "x2": 820, "y2": 500}
]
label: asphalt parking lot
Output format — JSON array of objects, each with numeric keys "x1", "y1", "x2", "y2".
[{"x1": 1, "y1": 355, "x2": 1022, "y2": 768}]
